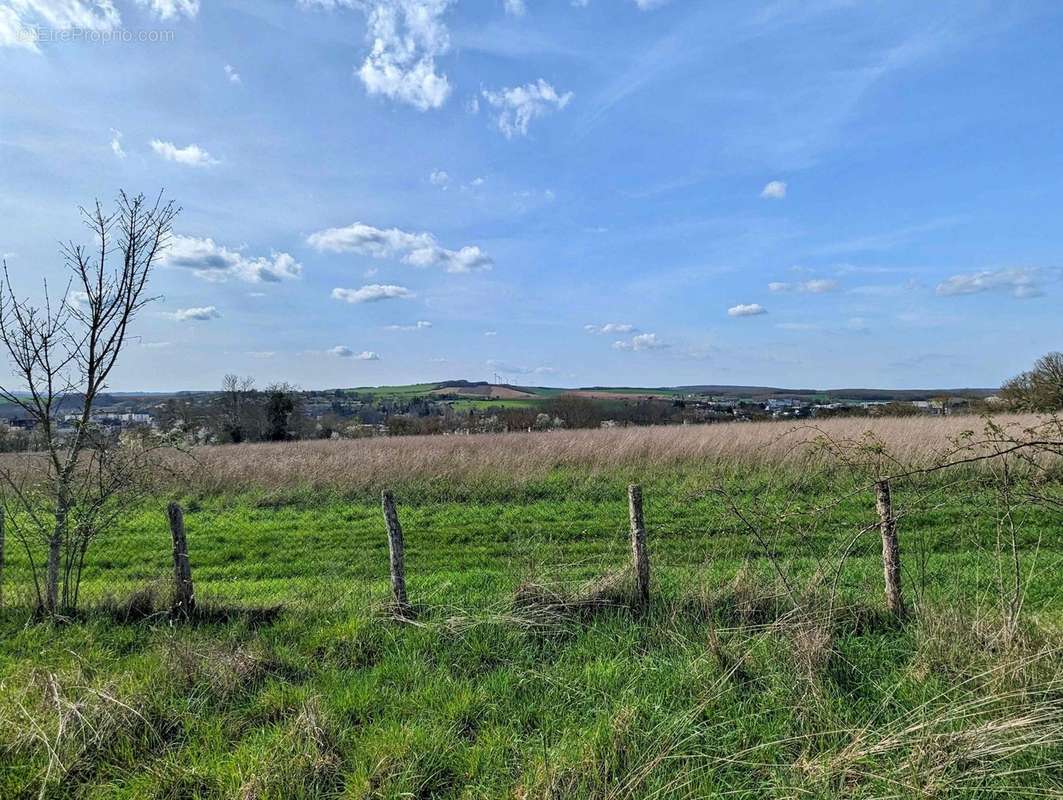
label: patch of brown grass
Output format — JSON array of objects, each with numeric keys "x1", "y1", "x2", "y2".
[
  {"x1": 513, "y1": 568, "x2": 633, "y2": 624},
  {"x1": 158, "y1": 413, "x2": 1044, "y2": 495}
]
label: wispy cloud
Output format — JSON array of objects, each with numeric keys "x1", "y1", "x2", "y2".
[
  {"x1": 815, "y1": 218, "x2": 962, "y2": 256},
  {"x1": 768, "y1": 279, "x2": 838, "y2": 294},
  {"x1": 137, "y1": 0, "x2": 200, "y2": 20},
  {"x1": 585, "y1": 322, "x2": 637, "y2": 335},
  {"x1": 224, "y1": 63, "x2": 241, "y2": 84},
  {"x1": 936, "y1": 268, "x2": 1047, "y2": 299},
  {"x1": 331, "y1": 284, "x2": 414, "y2": 304},
  {"x1": 385, "y1": 320, "x2": 433, "y2": 331},
  {"x1": 487, "y1": 359, "x2": 556, "y2": 375},
  {"x1": 0, "y1": 0, "x2": 120, "y2": 52},
  {"x1": 847, "y1": 279, "x2": 921, "y2": 297},
  {"x1": 109, "y1": 129, "x2": 126, "y2": 159}
]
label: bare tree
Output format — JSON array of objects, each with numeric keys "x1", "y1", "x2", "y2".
[
  {"x1": 0, "y1": 191, "x2": 178, "y2": 615},
  {"x1": 220, "y1": 374, "x2": 256, "y2": 443}
]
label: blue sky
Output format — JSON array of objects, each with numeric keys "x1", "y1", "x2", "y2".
[{"x1": 1, "y1": 0, "x2": 1060, "y2": 391}]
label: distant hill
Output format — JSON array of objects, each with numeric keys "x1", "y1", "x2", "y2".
[
  {"x1": 430, "y1": 381, "x2": 537, "y2": 400},
  {"x1": 3, "y1": 382, "x2": 998, "y2": 416},
  {"x1": 672, "y1": 385, "x2": 998, "y2": 403}
]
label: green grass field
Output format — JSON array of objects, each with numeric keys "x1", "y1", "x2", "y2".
[
  {"x1": 446, "y1": 398, "x2": 545, "y2": 411},
  {"x1": 1, "y1": 462, "x2": 1061, "y2": 799}
]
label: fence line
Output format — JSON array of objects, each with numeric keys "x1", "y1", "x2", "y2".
[
  {"x1": 148, "y1": 482, "x2": 916, "y2": 621},
  {"x1": 1, "y1": 468, "x2": 1056, "y2": 622}
]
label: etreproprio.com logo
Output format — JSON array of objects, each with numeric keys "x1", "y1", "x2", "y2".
[{"x1": 18, "y1": 27, "x2": 176, "y2": 45}]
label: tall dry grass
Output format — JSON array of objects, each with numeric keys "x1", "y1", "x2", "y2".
[{"x1": 174, "y1": 414, "x2": 1045, "y2": 495}]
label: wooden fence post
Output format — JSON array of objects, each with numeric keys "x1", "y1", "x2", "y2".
[
  {"x1": 874, "y1": 480, "x2": 906, "y2": 619},
  {"x1": 381, "y1": 491, "x2": 411, "y2": 617},
  {"x1": 628, "y1": 484, "x2": 650, "y2": 613},
  {"x1": 168, "y1": 502, "x2": 195, "y2": 619}
]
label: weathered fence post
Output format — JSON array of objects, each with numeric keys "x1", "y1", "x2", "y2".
[
  {"x1": 381, "y1": 491, "x2": 411, "y2": 617},
  {"x1": 874, "y1": 480, "x2": 906, "y2": 619},
  {"x1": 168, "y1": 502, "x2": 195, "y2": 619},
  {"x1": 628, "y1": 484, "x2": 651, "y2": 613}
]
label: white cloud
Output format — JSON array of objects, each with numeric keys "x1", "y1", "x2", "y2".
[
  {"x1": 65, "y1": 289, "x2": 90, "y2": 310},
  {"x1": 503, "y1": 0, "x2": 525, "y2": 15},
  {"x1": 304, "y1": 0, "x2": 454, "y2": 111},
  {"x1": 224, "y1": 63, "x2": 241, "y2": 84},
  {"x1": 386, "y1": 320, "x2": 432, "y2": 331},
  {"x1": 760, "y1": 180, "x2": 787, "y2": 199},
  {"x1": 633, "y1": 0, "x2": 669, "y2": 8},
  {"x1": 482, "y1": 79, "x2": 573, "y2": 138},
  {"x1": 727, "y1": 303, "x2": 767, "y2": 317},
  {"x1": 330, "y1": 345, "x2": 381, "y2": 360},
  {"x1": 612, "y1": 332, "x2": 667, "y2": 351},
  {"x1": 331, "y1": 284, "x2": 414, "y2": 304},
  {"x1": 166, "y1": 306, "x2": 221, "y2": 322},
  {"x1": 936, "y1": 268, "x2": 1046, "y2": 299},
  {"x1": 483, "y1": 330, "x2": 497, "y2": 337},
  {"x1": 0, "y1": 8, "x2": 37, "y2": 51},
  {"x1": 585, "y1": 322, "x2": 636, "y2": 335},
  {"x1": 768, "y1": 279, "x2": 838, "y2": 293},
  {"x1": 429, "y1": 168, "x2": 450, "y2": 187},
  {"x1": 1, "y1": 0, "x2": 121, "y2": 51},
  {"x1": 109, "y1": 128, "x2": 126, "y2": 159},
  {"x1": 163, "y1": 235, "x2": 302, "y2": 283},
  {"x1": 469, "y1": 176, "x2": 485, "y2": 187},
  {"x1": 803, "y1": 279, "x2": 837, "y2": 293},
  {"x1": 307, "y1": 222, "x2": 493, "y2": 273},
  {"x1": 150, "y1": 139, "x2": 218, "y2": 167},
  {"x1": 137, "y1": 0, "x2": 199, "y2": 19}
]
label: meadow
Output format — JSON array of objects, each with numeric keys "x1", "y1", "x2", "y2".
[{"x1": 0, "y1": 415, "x2": 1060, "y2": 798}]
